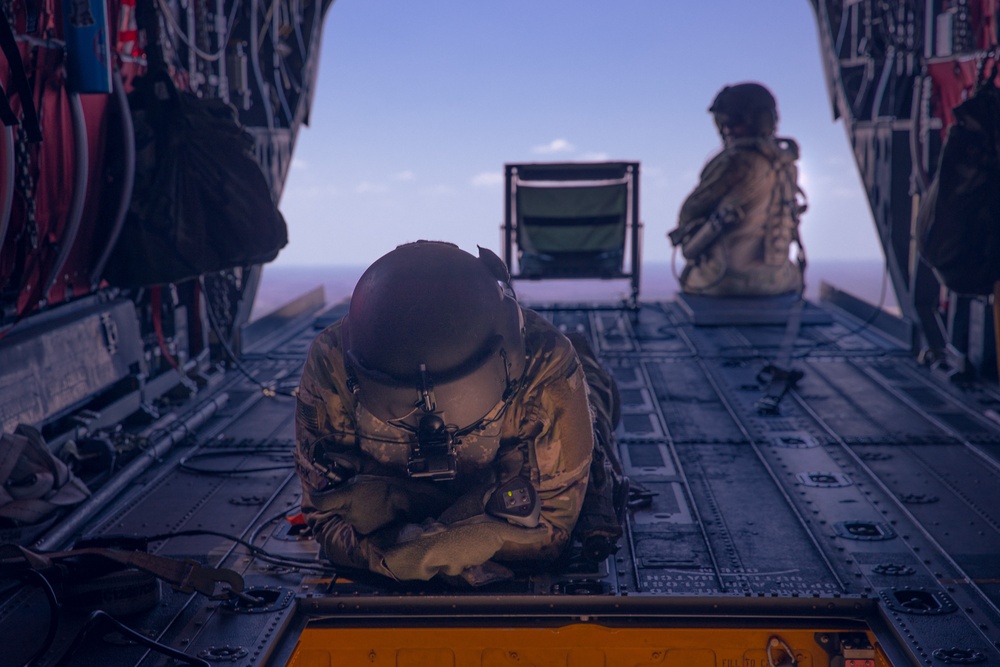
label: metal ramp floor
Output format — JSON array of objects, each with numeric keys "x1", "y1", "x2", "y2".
[{"x1": 6, "y1": 292, "x2": 1000, "y2": 666}]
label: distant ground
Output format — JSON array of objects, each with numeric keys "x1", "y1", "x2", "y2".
[{"x1": 251, "y1": 259, "x2": 898, "y2": 322}]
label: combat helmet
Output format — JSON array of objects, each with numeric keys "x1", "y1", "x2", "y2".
[
  {"x1": 709, "y1": 82, "x2": 779, "y2": 138},
  {"x1": 342, "y1": 241, "x2": 526, "y2": 478}
]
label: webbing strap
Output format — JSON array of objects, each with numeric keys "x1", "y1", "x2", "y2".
[
  {"x1": 0, "y1": 545, "x2": 245, "y2": 599},
  {"x1": 755, "y1": 297, "x2": 806, "y2": 415}
]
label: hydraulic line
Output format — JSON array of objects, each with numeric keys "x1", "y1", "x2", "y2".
[
  {"x1": 249, "y1": 0, "x2": 276, "y2": 130},
  {"x1": 90, "y1": 69, "x2": 135, "y2": 291},
  {"x1": 34, "y1": 392, "x2": 230, "y2": 551},
  {"x1": 42, "y1": 91, "x2": 88, "y2": 301}
]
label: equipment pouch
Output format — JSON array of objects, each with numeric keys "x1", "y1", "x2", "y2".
[{"x1": 679, "y1": 207, "x2": 741, "y2": 260}]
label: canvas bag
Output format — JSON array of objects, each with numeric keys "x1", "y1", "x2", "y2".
[
  {"x1": 104, "y1": 71, "x2": 288, "y2": 287},
  {"x1": 0, "y1": 425, "x2": 90, "y2": 526},
  {"x1": 917, "y1": 62, "x2": 1000, "y2": 295}
]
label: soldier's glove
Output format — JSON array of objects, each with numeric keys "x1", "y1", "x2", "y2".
[
  {"x1": 395, "y1": 519, "x2": 448, "y2": 543},
  {"x1": 380, "y1": 517, "x2": 544, "y2": 582},
  {"x1": 439, "y1": 560, "x2": 514, "y2": 587}
]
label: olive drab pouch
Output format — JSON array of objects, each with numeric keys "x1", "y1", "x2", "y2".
[
  {"x1": 103, "y1": 70, "x2": 288, "y2": 287},
  {"x1": 0, "y1": 425, "x2": 90, "y2": 527},
  {"x1": 917, "y1": 61, "x2": 1000, "y2": 296}
]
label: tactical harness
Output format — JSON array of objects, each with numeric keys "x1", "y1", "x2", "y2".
[{"x1": 669, "y1": 137, "x2": 807, "y2": 292}]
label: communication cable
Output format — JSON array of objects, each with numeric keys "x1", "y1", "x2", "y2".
[
  {"x1": 142, "y1": 527, "x2": 337, "y2": 574},
  {"x1": 200, "y1": 275, "x2": 297, "y2": 398},
  {"x1": 19, "y1": 569, "x2": 59, "y2": 667}
]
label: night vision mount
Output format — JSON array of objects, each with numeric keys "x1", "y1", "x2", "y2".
[{"x1": 406, "y1": 413, "x2": 458, "y2": 481}]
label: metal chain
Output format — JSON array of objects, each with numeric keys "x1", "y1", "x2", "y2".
[
  {"x1": 6, "y1": 4, "x2": 40, "y2": 252},
  {"x1": 14, "y1": 125, "x2": 37, "y2": 250}
]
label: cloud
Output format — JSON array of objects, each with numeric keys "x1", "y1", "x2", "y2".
[
  {"x1": 471, "y1": 172, "x2": 503, "y2": 187},
  {"x1": 422, "y1": 184, "x2": 456, "y2": 196},
  {"x1": 356, "y1": 181, "x2": 388, "y2": 194},
  {"x1": 532, "y1": 138, "x2": 574, "y2": 154},
  {"x1": 393, "y1": 170, "x2": 415, "y2": 181},
  {"x1": 283, "y1": 182, "x2": 339, "y2": 198},
  {"x1": 797, "y1": 165, "x2": 857, "y2": 201},
  {"x1": 580, "y1": 151, "x2": 610, "y2": 161},
  {"x1": 291, "y1": 157, "x2": 309, "y2": 170}
]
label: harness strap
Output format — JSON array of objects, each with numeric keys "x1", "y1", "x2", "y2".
[
  {"x1": 768, "y1": 164, "x2": 804, "y2": 261},
  {"x1": 757, "y1": 152, "x2": 808, "y2": 411},
  {"x1": 0, "y1": 544, "x2": 246, "y2": 600},
  {"x1": 755, "y1": 294, "x2": 806, "y2": 416}
]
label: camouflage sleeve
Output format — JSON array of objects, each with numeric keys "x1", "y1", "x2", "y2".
[
  {"x1": 495, "y1": 348, "x2": 593, "y2": 561},
  {"x1": 295, "y1": 325, "x2": 359, "y2": 485},
  {"x1": 294, "y1": 326, "x2": 387, "y2": 572},
  {"x1": 678, "y1": 149, "x2": 755, "y2": 227}
]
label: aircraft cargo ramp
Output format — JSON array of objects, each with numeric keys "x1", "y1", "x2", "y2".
[{"x1": 4, "y1": 287, "x2": 1000, "y2": 667}]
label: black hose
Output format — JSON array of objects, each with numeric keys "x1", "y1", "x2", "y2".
[
  {"x1": 20, "y1": 570, "x2": 60, "y2": 667},
  {"x1": 90, "y1": 68, "x2": 136, "y2": 291},
  {"x1": 42, "y1": 91, "x2": 88, "y2": 300}
]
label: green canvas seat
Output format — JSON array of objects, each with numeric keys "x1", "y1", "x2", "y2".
[{"x1": 503, "y1": 162, "x2": 642, "y2": 310}]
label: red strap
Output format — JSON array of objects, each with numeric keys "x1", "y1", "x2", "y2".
[{"x1": 151, "y1": 287, "x2": 180, "y2": 369}]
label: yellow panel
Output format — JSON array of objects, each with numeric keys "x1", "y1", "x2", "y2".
[
  {"x1": 398, "y1": 648, "x2": 456, "y2": 667},
  {"x1": 288, "y1": 625, "x2": 888, "y2": 667}
]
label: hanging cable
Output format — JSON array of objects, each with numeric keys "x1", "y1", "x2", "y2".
[
  {"x1": 200, "y1": 275, "x2": 297, "y2": 398},
  {"x1": 155, "y1": 0, "x2": 242, "y2": 62},
  {"x1": 178, "y1": 447, "x2": 293, "y2": 475},
  {"x1": 19, "y1": 570, "x2": 60, "y2": 667},
  {"x1": 16, "y1": 569, "x2": 210, "y2": 667},
  {"x1": 141, "y1": 526, "x2": 337, "y2": 574},
  {"x1": 90, "y1": 68, "x2": 136, "y2": 291},
  {"x1": 53, "y1": 610, "x2": 210, "y2": 667},
  {"x1": 793, "y1": 259, "x2": 891, "y2": 359},
  {"x1": 41, "y1": 91, "x2": 88, "y2": 301}
]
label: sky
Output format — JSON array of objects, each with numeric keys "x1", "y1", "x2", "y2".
[{"x1": 273, "y1": 0, "x2": 883, "y2": 269}]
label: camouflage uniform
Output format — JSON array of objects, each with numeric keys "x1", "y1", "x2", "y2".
[
  {"x1": 294, "y1": 308, "x2": 595, "y2": 582},
  {"x1": 678, "y1": 135, "x2": 804, "y2": 296}
]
